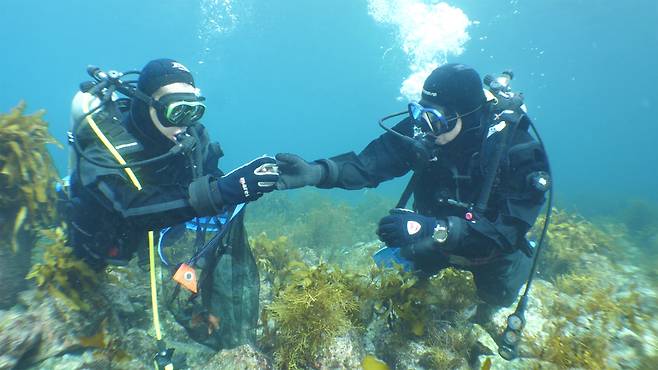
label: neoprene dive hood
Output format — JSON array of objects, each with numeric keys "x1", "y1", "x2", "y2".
[
  {"x1": 421, "y1": 64, "x2": 486, "y2": 129},
  {"x1": 129, "y1": 59, "x2": 197, "y2": 153},
  {"x1": 377, "y1": 63, "x2": 490, "y2": 168}
]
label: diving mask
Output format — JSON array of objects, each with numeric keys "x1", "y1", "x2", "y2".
[
  {"x1": 407, "y1": 102, "x2": 459, "y2": 136},
  {"x1": 154, "y1": 92, "x2": 206, "y2": 127}
]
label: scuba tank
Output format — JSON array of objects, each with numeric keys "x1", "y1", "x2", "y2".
[{"x1": 68, "y1": 89, "x2": 120, "y2": 175}]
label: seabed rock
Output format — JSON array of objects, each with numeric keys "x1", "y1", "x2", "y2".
[
  {"x1": 491, "y1": 279, "x2": 556, "y2": 351},
  {"x1": 0, "y1": 235, "x2": 33, "y2": 310},
  {"x1": 0, "y1": 310, "x2": 41, "y2": 370},
  {"x1": 395, "y1": 341, "x2": 434, "y2": 370},
  {"x1": 471, "y1": 324, "x2": 497, "y2": 355},
  {"x1": 33, "y1": 351, "x2": 109, "y2": 370},
  {"x1": 478, "y1": 355, "x2": 559, "y2": 370},
  {"x1": 363, "y1": 316, "x2": 400, "y2": 366},
  {"x1": 18, "y1": 291, "x2": 107, "y2": 363},
  {"x1": 202, "y1": 344, "x2": 272, "y2": 369},
  {"x1": 315, "y1": 330, "x2": 365, "y2": 370}
]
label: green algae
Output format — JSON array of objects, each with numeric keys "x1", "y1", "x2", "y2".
[
  {"x1": 534, "y1": 270, "x2": 648, "y2": 368},
  {"x1": 532, "y1": 208, "x2": 621, "y2": 277},
  {"x1": 420, "y1": 321, "x2": 480, "y2": 369},
  {"x1": 267, "y1": 262, "x2": 358, "y2": 369},
  {"x1": 246, "y1": 190, "x2": 392, "y2": 263},
  {"x1": 250, "y1": 232, "x2": 304, "y2": 293},
  {"x1": 367, "y1": 266, "x2": 478, "y2": 337},
  {"x1": 0, "y1": 102, "x2": 60, "y2": 252},
  {"x1": 536, "y1": 321, "x2": 610, "y2": 370},
  {"x1": 27, "y1": 227, "x2": 100, "y2": 311},
  {"x1": 252, "y1": 229, "x2": 480, "y2": 369}
]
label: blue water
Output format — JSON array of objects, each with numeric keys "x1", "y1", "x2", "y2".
[{"x1": 2, "y1": 0, "x2": 656, "y2": 213}]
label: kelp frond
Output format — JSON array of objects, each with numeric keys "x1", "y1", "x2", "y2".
[
  {"x1": 0, "y1": 102, "x2": 61, "y2": 252},
  {"x1": 27, "y1": 227, "x2": 100, "y2": 311}
]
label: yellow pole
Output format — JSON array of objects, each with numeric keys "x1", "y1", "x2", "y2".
[
  {"x1": 83, "y1": 97, "x2": 171, "y2": 369},
  {"x1": 148, "y1": 230, "x2": 162, "y2": 340}
]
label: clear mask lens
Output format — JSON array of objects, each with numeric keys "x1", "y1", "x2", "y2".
[
  {"x1": 408, "y1": 102, "x2": 449, "y2": 135},
  {"x1": 169, "y1": 105, "x2": 187, "y2": 121},
  {"x1": 165, "y1": 101, "x2": 206, "y2": 126},
  {"x1": 188, "y1": 105, "x2": 205, "y2": 121}
]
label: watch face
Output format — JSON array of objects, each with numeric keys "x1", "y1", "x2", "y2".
[{"x1": 434, "y1": 226, "x2": 448, "y2": 243}]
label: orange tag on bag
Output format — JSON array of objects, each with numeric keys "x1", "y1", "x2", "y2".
[{"x1": 173, "y1": 263, "x2": 198, "y2": 293}]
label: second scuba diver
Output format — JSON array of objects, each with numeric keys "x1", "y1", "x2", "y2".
[
  {"x1": 276, "y1": 63, "x2": 550, "y2": 314},
  {"x1": 65, "y1": 59, "x2": 279, "y2": 351}
]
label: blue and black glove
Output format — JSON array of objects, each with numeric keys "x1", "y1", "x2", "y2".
[
  {"x1": 218, "y1": 156, "x2": 279, "y2": 204},
  {"x1": 188, "y1": 156, "x2": 279, "y2": 215},
  {"x1": 376, "y1": 209, "x2": 438, "y2": 247}
]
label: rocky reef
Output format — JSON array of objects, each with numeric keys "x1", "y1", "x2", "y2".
[{"x1": 1, "y1": 104, "x2": 657, "y2": 369}]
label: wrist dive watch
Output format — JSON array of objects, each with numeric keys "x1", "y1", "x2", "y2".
[{"x1": 433, "y1": 219, "x2": 449, "y2": 243}]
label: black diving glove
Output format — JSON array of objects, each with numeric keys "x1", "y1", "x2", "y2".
[
  {"x1": 217, "y1": 156, "x2": 279, "y2": 204},
  {"x1": 188, "y1": 156, "x2": 279, "y2": 216},
  {"x1": 399, "y1": 236, "x2": 440, "y2": 262},
  {"x1": 275, "y1": 153, "x2": 326, "y2": 190},
  {"x1": 399, "y1": 216, "x2": 465, "y2": 262},
  {"x1": 377, "y1": 209, "x2": 438, "y2": 247}
]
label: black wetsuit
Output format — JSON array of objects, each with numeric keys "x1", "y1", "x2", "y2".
[
  {"x1": 68, "y1": 110, "x2": 223, "y2": 267},
  {"x1": 66, "y1": 105, "x2": 258, "y2": 349},
  {"x1": 317, "y1": 114, "x2": 548, "y2": 306}
]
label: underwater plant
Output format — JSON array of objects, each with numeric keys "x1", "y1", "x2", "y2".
[
  {"x1": 27, "y1": 227, "x2": 100, "y2": 311},
  {"x1": 267, "y1": 262, "x2": 358, "y2": 369},
  {"x1": 553, "y1": 271, "x2": 644, "y2": 328},
  {"x1": 420, "y1": 321, "x2": 480, "y2": 369},
  {"x1": 535, "y1": 321, "x2": 610, "y2": 370},
  {"x1": 430, "y1": 267, "x2": 479, "y2": 314},
  {"x1": 367, "y1": 266, "x2": 478, "y2": 338},
  {"x1": 616, "y1": 199, "x2": 658, "y2": 284},
  {"x1": 0, "y1": 102, "x2": 61, "y2": 251},
  {"x1": 282, "y1": 190, "x2": 389, "y2": 262},
  {"x1": 531, "y1": 208, "x2": 621, "y2": 277},
  {"x1": 639, "y1": 354, "x2": 658, "y2": 369},
  {"x1": 620, "y1": 199, "x2": 658, "y2": 245},
  {"x1": 246, "y1": 189, "x2": 392, "y2": 263},
  {"x1": 529, "y1": 268, "x2": 650, "y2": 369},
  {"x1": 0, "y1": 102, "x2": 61, "y2": 309},
  {"x1": 250, "y1": 232, "x2": 305, "y2": 293},
  {"x1": 77, "y1": 319, "x2": 134, "y2": 367},
  {"x1": 367, "y1": 265, "x2": 430, "y2": 337},
  {"x1": 244, "y1": 191, "x2": 297, "y2": 235},
  {"x1": 254, "y1": 227, "x2": 482, "y2": 366}
]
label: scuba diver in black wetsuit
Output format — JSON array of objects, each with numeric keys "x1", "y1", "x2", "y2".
[
  {"x1": 276, "y1": 64, "x2": 552, "y2": 358},
  {"x1": 64, "y1": 59, "x2": 279, "y2": 359}
]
